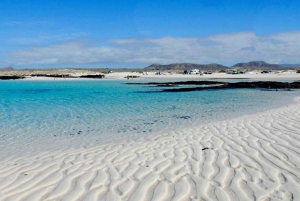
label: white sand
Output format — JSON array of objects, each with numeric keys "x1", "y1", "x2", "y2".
[
  {"x1": 1, "y1": 74, "x2": 300, "y2": 200},
  {"x1": 21, "y1": 71, "x2": 300, "y2": 83},
  {"x1": 104, "y1": 71, "x2": 300, "y2": 82},
  {"x1": 0, "y1": 101, "x2": 300, "y2": 200}
]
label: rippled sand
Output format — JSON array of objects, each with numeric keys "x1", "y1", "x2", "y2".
[{"x1": 0, "y1": 97, "x2": 300, "y2": 200}]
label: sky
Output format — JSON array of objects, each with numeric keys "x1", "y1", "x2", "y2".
[{"x1": 0, "y1": 0, "x2": 300, "y2": 68}]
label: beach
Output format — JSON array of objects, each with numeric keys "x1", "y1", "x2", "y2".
[
  {"x1": 1, "y1": 68, "x2": 299, "y2": 82},
  {"x1": 104, "y1": 71, "x2": 300, "y2": 82},
  {"x1": 2, "y1": 0, "x2": 300, "y2": 199},
  {"x1": 0, "y1": 73, "x2": 300, "y2": 201}
]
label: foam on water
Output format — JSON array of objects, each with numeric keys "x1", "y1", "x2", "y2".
[{"x1": 0, "y1": 79, "x2": 299, "y2": 153}]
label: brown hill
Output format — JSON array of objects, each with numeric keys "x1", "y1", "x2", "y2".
[
  {"x1": 0, "y1": 67, "x2": 15, "y2": 71},
  {"x1": 231, "y1": 61, "x2": 282, "y2": 69},
  {"x1": 280, "y1": 64, "x2": 300, "y2": 68}
]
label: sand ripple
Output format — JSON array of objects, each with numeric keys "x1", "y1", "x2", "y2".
[{"x1": 0, "y1": 102, "x2": 300, "y2": 200}]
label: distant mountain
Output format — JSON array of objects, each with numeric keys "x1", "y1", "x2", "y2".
[
  {"x1": 0, "y1": 67, "x2": 15, "y2": 71},
  {"x1": 144, "y1": 63, "x2": 228, "y2": 71},
  {"x1": 280, "y1": 64, "x2": 300, "y2": 68},
  {"x1": 231, "y1": 61, "x2": 281, "y2": 69}
]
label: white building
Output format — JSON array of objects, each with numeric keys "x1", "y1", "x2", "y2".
[
  {"x1": 189, "y1": 69, "x2": 200, "y2": 74},
  {"x1": 226, "y1": 69, "x2": 237, "y2": 74}
]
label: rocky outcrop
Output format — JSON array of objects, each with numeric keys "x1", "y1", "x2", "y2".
[
  {"x1": 79, "y1": 74, "x2": 105, "y2": 79},
  {"x1": 0, "y1": 76, "x2": 25, "y2": 80},
  {"x1": 130, "y1": 81, "x2": 300, "y2": 92},
  {"x1": 31, "y1": 74, "x2": 71, "y2": 78}
]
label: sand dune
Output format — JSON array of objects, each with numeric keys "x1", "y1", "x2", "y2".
[{"x1": 0, "y1": 99, "x2": 300, "y2": 200}]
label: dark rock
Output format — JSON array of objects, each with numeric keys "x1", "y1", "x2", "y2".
[
  {"x1": 180, "y1": 116, "x2": 191, "y2": 119},
  {"x1": 144, "y1": 81, "x2": 300, "y2": 92},
  {"x1": 31, "y1": 74, "x2": 71, "y2": 78},
  {"x1": 124, "y1": 75, "x2": 140, "y2": 79},
  {"x1": 80, "y1": 74, "x2": 104, "y2": 79},
  {"x1": 0, "y1": 76, "x2": 25, "y2": 80},
  {"x1": 155, "y1": 84, "x2": 179, "y2": 87}
]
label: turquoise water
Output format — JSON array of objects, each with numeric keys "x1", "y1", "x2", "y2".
[{"x1": 0, "y1": 79, "x2": 299, "y2": 152}]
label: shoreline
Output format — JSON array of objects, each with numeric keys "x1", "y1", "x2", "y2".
[
  {"x1": 1, "y1": 70, "x2": 300, "y2": 82},
  {"x1": 0, "y1": 93, "x2": 300, "y2": 200}
]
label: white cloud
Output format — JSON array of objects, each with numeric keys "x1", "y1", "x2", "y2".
[
  {"x1": 8, "y1": 31, "x2": 300, "y2": 67},
  {"x1": 10, "y1": 33, "x2": 88, "y2": 45}
]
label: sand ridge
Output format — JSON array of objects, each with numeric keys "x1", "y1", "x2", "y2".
[{"x1": 0, "y1": 99, "x2": 300, "y2": 200}]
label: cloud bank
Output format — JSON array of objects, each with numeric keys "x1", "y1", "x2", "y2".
[{"x1": 8, "y1": 31, "x2": 300, "y2": 67}]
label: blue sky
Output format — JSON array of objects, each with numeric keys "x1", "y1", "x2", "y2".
[{"x1": 1, "y1": 0, "x2": 300, "y2": 68}]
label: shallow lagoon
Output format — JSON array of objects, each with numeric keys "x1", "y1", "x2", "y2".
[{"x1": 0, "y1": 79, "x2": 299, "y2": 153}]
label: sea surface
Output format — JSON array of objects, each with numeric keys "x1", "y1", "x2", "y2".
[{"x1": 0, "y1": 79, "x2": 299, "y2": 154}]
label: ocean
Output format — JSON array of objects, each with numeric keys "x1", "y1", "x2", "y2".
[{"x1": 0, "y1": 79, "x2": 299, "y2": 154}]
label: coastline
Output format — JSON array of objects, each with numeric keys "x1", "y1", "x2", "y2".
[
  {"x1": 0, "y1": 83, "x2": 299, "y2": 200},
  {"x1": 1, "y1": 70, "x2": 300, "y2": 82}
]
